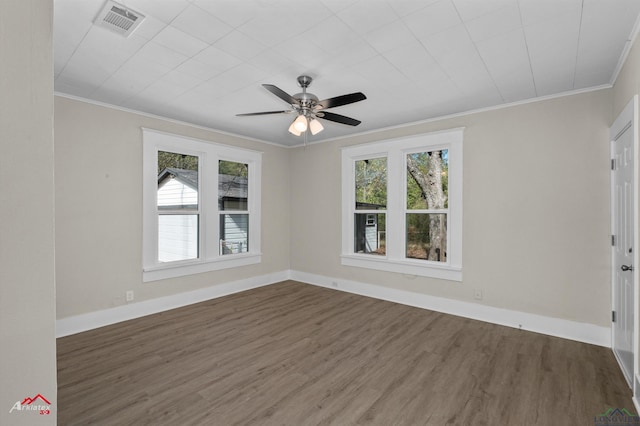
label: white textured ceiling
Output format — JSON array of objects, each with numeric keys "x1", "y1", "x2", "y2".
[{"x1": 55, "y1": 0, "x2": 640, "y2": 147}]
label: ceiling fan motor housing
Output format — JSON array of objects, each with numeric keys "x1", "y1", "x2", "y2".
[
  {"x1": 294, "y1": 92, "x2": 319, "y2": 109},
  {"x1": 294, "y1": 75, "x2": 318, "y2": 111}
]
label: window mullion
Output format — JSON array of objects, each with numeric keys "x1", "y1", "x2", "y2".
[
  {"x1": 158, "y1": 209, "x2": 200, "y2": 215},
  {"x1": 201, "y1": 152, "x2": 217, "y2": 261},
  {"x1": 386, "y1": 149, "x2": 403, "y2": 260},
  {"x1": 407, "y1": 209, "x2": 449, "y2": 214}
]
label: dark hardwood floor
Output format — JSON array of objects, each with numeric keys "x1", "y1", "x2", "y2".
[{"x1": 57, "y1": 280, "x2": 633, "y2": 425}]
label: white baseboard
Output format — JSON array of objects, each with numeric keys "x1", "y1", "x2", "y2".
[
  {"x1": 56, "y1": 270, "x2": 289, "y2": 337},
  {"x1": 290, "y1": 270, "x2": 611, "y2": 348},
  {"x1": 57, "y1": 269, "x2": 611, "y2": 348}
]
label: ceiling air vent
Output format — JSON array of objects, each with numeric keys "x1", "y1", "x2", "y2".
[{"x1": 94, "y1": 1, "x2": 145, "y2": 37}]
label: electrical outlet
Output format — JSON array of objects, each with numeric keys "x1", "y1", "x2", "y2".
[
  {"x1": 473, "y1": 289, "x2": 483, "y2": 300},
  {"x1": 126, "y1": 290, "x2": 134, "y2": 302}
]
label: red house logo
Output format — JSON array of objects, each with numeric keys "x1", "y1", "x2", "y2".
[{"x1": 21, "y1": 394, "x2": 51, "y2": 406}]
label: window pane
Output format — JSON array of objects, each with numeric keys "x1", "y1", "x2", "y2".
[
  {"x1": 220, "y1": 214, "x2": 248, "y2": 255},
  {"x1": 219, "y1": 160, "x2": 248, "y2": 211},
  {"x1": 158, "y1": 214, "x2": 198, "y2": 262},
  {"x1": 407, "y1": 150, "x2": 448, "y2": 209},
  {"x1": 406, "y1": 213, "x2": 446, "y2": 262},
  {"x1": 354, "y1": 213, "x2": 386, "y2": 255},
  {"x1": 157, "y1": 151, "x2": 198, "y2": 210},
  {"x1": 355, "y1": 158, "x2": 387, "y2": 210}
]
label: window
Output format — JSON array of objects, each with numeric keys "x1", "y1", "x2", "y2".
[
  {"x1": 218, "y1": 160, "x2": 249, "y2": 255},
  {"x1": 355, "y1": 157, "x2": 387, "y2": 255},
  {"x1": 341, "y1": 128, "x2": 463, "y2": 281},
  {"x1": 157, "y1": 151, "x2": 199, "y2": 262},
  {"x1": 143, "y1": 129, "x2": 262, "y2": 282}
]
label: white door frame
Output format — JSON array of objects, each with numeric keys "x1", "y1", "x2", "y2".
[{"x1": 610, "y1": 95, "x2": 639, "y2": 392}]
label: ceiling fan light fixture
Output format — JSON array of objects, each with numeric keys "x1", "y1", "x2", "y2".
[
  {"x1": 293, "y1": 114, "x2": 308, "y2": 133},
  {"x1": 309, "y1": 118, "x2": 324, "y2": 135},
  {"x1": 288, "y1": 120, "x2": 302, "y2": 136}
]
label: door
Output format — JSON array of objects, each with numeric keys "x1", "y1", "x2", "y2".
[{"x1": 611, "y1": 97, "x2": 637, "y2": 387}]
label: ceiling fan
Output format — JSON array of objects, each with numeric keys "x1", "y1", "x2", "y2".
[{"x1": 236, "y1": 75, "x2": 366, "y2": 136}]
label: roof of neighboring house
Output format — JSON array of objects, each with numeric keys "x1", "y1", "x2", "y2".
[
  {"x1": 158, "y1": 168, "x2": 247, "y2": 198},
  {"x1": 218, "y1": 174, "x2": 247, "y2": 199},
  {"x1": 158, "y1": 168, "x2": 198, "y2": 190},
  {"x1": 356, "y1": 201, "x2": 386, "y2": 209}
]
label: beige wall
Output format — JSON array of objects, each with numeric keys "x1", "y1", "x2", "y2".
[
  {"x1": 0, "y1": 1, "x2": 57, "y2": 425},
  {"x1": 54, "y1": 97, "x2": 290, "y2": 318},
  {"x1": 291, "y1": 89, "x2": 613, "y2": 327},
  {"x1": 56, "y1": 64, "x2": 617, "y2": 330}
]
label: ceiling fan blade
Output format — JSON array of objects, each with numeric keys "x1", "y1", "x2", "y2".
[
  {"x1": 236, "y1": 110, "x2": 292, "y2": 116},
  {"x1": 317, "y1": 111, "x2": 361, "y2": 126},
  {"x1": 262, "y1": 84, "x2": 299, "y2": 105},
  {"x1": 317, "y1": 92, "x2": 366, "y2": 109}
]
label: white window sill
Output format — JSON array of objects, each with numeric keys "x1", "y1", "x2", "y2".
[
  {"x1": 341, "y1": 254, "x2": 462, "y2": 281},
  {"x1": 143, "y1": 253, "x2": 261, "y2": 282}
]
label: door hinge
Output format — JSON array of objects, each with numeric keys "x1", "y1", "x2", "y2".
[
  {"x1": 612, "y1": 310, "x2": 617, "y2": 322},
  {"x1": 612, "y1": 235, "x2": 616, "y2": 246},
  {"x1": 612, "y1": 158, "x2": 616, "y2": 170}
]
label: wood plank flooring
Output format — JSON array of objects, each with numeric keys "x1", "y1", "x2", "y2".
[{"x1": 57, "y1": 280, "x2": 633, "y2": 425}]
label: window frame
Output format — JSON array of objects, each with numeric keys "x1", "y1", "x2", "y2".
[
  {"x1": 156, "y1": 151, "x2": 200, "y2": 263},
  {"x1": 218, "y1": 159, "x2": 250, "y2": 256},
  {"x1": 142, "y1": 129, "x2": 262, "y2": 282},
  {"x1": 341, "y1": 128, "x2": 463, "y2": 281}
]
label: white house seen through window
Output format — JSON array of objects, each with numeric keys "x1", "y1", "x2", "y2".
[
  {"x1": 143, "y1": 129, "x2": 262, "y2": 282},
  {"x1": 157, "y1": 151, "x2": 199, "y2": 262}
]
